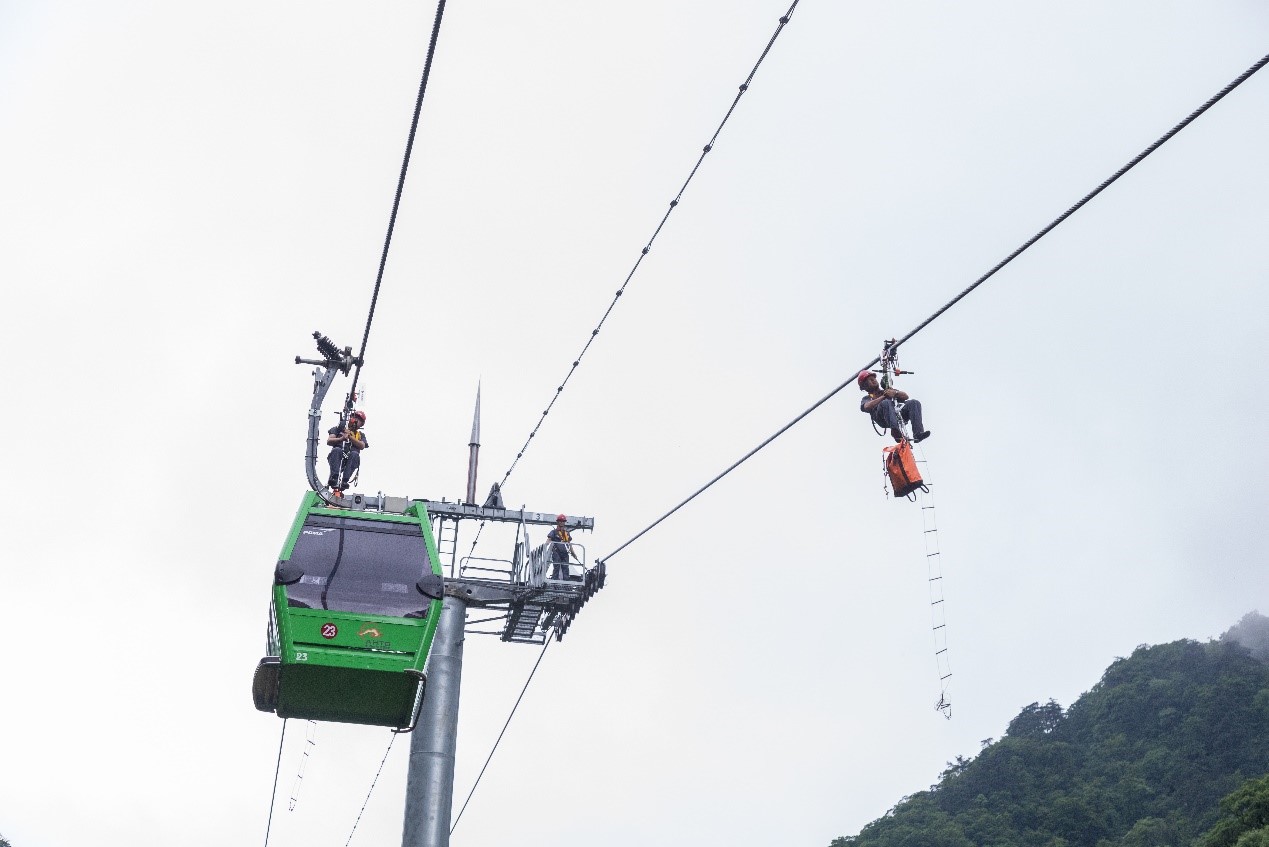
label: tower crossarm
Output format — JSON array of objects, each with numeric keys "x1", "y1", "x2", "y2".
[
  {"x1": 313, "y1": 493, "x2": 593, "y2": 532},
  {"x1": 418, "y1": 501, "x2": 593, "y2": 530}
]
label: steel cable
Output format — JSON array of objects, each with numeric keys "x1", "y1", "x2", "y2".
[
  {"x1": 449, "y1": 636, "x2": 554, "y2": 835},
  {"x1": 598, "y1": 51, "x2": 1269, "y2": 566},
  {"x1": 348, "y1": 0, "x2": 450, "y2": 404},
  {"x1": 262, "y1": 718, "x2": 287, "y2": 847},
  {"x1": 344, "y1": 733, "x2": 398, "y2": 846},
  {"x1": 468, "y1": 0, "x2": 801, "y2": 554},
  {"x1": 495, "y1": 1, "x2": 799, "y2": 487}
]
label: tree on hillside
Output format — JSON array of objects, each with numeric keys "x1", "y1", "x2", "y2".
[
  {"x1": 1197, "y1": 774, "x2": 1269, "y2": 847},
  {"x1": 1116, "y1": 813, "x2": 1185, "y2": 847},
  {"x1": 828, "y1": 632, "x2": 1269, "y2": 847},
  {"x1": 1005, "y1": 699, "x2": 1064, "y2": 738}
]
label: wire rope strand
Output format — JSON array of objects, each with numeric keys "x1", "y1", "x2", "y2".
[
  {"x1": 885, "y1": 52, "x2": 1269, "y2": 358},
  {"x1": 490, "y1": 1, "x2": 800, "y2": 490},
  {"x1": 263, "y1": 718, "x2": 287, "y2": 847},
  {"x1": 598, "y1": 51, "x2": 1269, "y2": 566},
  {"x1": 344, "y1": 733, "x2": 398, "y2": 847},
  {"x1": 348, "y1": 0, "x2": 450, "y2": 403},
  {"x1": 450, "y1": 636, "x2": 554, "y2": 835},
  {"x1": 466, "y1": 0, "x2": 800, "y2": 556}
]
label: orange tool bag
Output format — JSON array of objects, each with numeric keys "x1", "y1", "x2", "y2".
[{"x1": 883, "y1": 440, "x2": 928, "y2": 499}]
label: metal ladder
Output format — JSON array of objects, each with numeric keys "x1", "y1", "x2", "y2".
[
  {"x1": 914, "y1": 443, "x2": 952, "y2": 718},
  {"x1": 435, "y1": 517, "x2": 460, "y2": 576},
  {"x1": 502, "y1": 600, "x2": 549, "y2": 645}
]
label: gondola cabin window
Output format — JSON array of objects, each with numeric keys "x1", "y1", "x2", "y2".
[{"x1": 285, "y1": 515, "x2": 432, "y2": 617}]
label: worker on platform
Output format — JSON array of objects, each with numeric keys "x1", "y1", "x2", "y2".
[
  {"x1": 326, "y1": 410, "x2": 369, "y2": 493},
  {"x1": 858, "y1": 371, "x2": 931, "y2": 444},
  {"x1": 547, "y1": 514, "x2": 580, "y2": 580}
]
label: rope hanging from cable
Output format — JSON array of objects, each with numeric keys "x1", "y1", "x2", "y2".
[{"x1": 597, "y1": 51, "x2": 1269, "y2": 566}]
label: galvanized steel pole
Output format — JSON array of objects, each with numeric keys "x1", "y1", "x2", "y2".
[{"x1": 402, "y1": 595, "x2": 466, "y2": 847}]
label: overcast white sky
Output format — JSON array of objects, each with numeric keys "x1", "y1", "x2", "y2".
[{"x1": 2, "y1": 2, "x2": 1267, "y2": 846}]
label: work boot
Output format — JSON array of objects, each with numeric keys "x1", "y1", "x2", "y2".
[
  {"x1": 891, "y1": 428, "x2": 905, "y2": 443},
  {"x1": 914, "y1": 430, "x2": 932, "y2": 443}
]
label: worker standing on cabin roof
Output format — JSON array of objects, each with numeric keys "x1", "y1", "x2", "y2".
[
  {"x1": 547, "y1": 514, "x2": 580, "y2": 581},
  {"x1": 858, "y1": 371, "x2": 931, "y2": 444},
  {"x1": 326, "y1": 410, "x2": 369, "y2": 492}
]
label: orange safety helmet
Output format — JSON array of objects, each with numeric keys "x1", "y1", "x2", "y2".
[
  {"x1": 556, "y1": 514, "x2": 567, "y2": 523},
  {"x1": 349, "y1": 410, "x2": 367, "y2": 423}
]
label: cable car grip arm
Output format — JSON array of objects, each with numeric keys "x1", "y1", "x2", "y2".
[{"x1": 296, "y1": 331, "x2": 357, "y2": 495}]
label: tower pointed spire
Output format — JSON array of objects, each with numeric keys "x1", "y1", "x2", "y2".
[{"x1": 465, "y1": 381, "x2": 481, "y2": 504}]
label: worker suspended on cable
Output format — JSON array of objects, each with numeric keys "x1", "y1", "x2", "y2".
[
  {"x1": 858, "y1": 370, "x2": 931, "y2": 444},
  {"x1": 547, "y1": 514, "x2": 580, "y2": 581},
  {"x1": 326, "y1": 410, "x2": 368, "y2": 493}
]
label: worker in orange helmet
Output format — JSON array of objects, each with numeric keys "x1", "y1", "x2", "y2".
[
  {"x1": 547, "y1": 514, "x2": 580, "y2": 581},
  {"x1": 858, "y1": 370, "x2": 931, "y2": 444},
  {"x1": 326, "y1": 410, "x2": 369, "y2": 493}
]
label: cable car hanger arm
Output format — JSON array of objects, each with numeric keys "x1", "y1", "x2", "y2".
[{"x1": 297, "y1": 331, "x2": 360, "y2": 498}]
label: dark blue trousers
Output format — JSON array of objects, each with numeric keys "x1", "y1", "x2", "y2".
[
  {"x1": 327, "y1": 449, "x2": 360, "y2": 488},
  {"x1": 873, "y1": 398, "x2": 925, "y2": 435}
]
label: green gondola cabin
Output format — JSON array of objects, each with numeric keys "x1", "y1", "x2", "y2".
[{"x1": 253, "y1": 491, "x2": 444, "y2": 729}]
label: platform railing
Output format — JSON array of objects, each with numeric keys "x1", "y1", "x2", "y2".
[
  {"x1": 458, "y1": 542, "x2": 589, "y2": 587},
  {"x1": 459, "y1": 555, "x2": 515, "y2": 580},
  {"x1": 541, "y1": 542, "x2": 587, "y2": 582}
]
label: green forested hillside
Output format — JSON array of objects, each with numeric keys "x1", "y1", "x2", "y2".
[{"x1": 833, "y1": 613, "x2": 1269, "y2": 847}]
